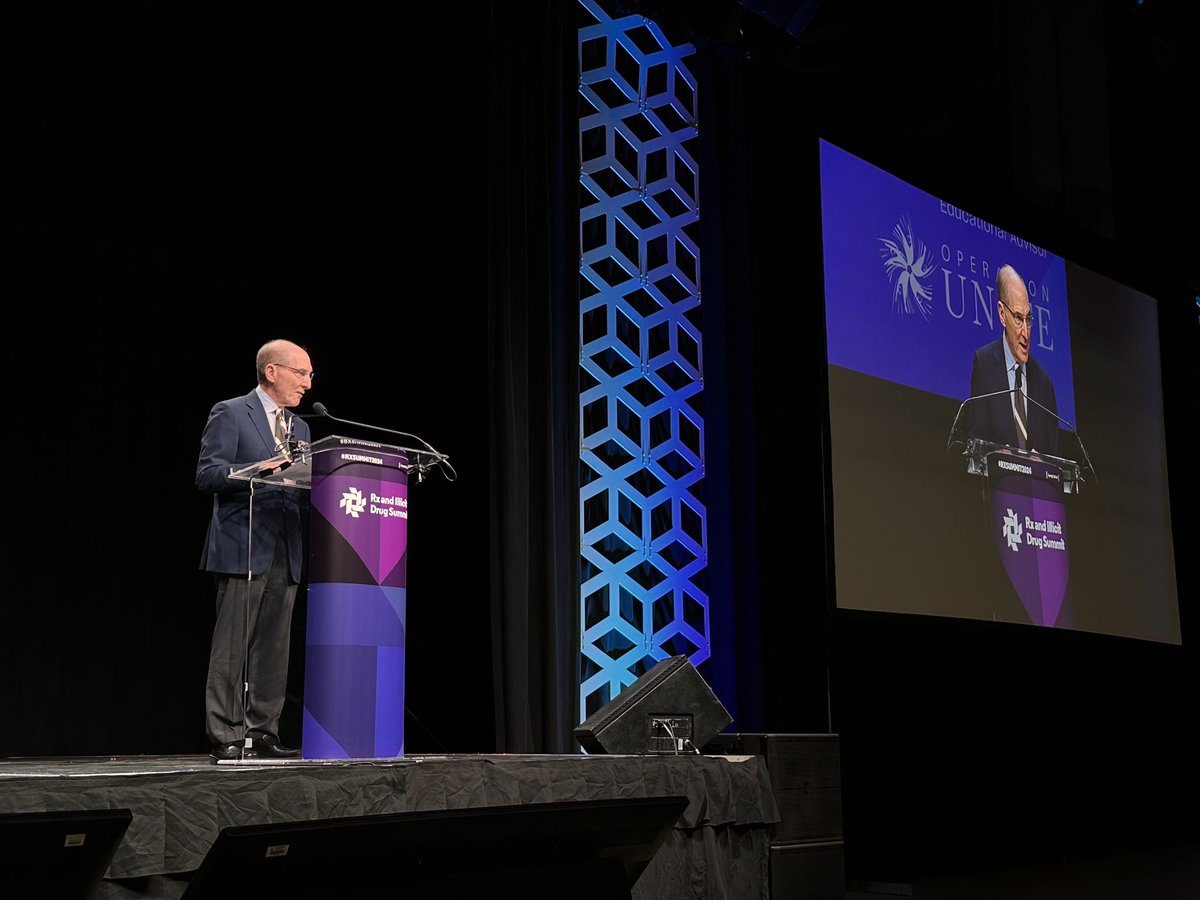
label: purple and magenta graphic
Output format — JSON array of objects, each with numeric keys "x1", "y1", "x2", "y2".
[
  {"x1": 820, "y1": 139, "x2": 1077, "y2": 429},
  {"x1": 987, "y1": 453, "x2": 1071, "y2": 627},
  {"x1": 302, "y1": 440, "x2": 409, "y2": 759}
]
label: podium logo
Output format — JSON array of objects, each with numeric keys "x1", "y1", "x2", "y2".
[
  {"x1": 879, "y1": 214, "x2": 935, "y2": 320},
  {"x1": 339, "y1": 486, "x2": 367, "y2": 518},
  {"x1": 1002, "y1": 507, "x2": 1023, "y2": 552}
]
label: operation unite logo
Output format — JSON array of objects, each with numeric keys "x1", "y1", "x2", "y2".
[
  {"x1": 878, "y1": 209, "x2": 1052, "y2": 331},
  {"x1": 879, "y1": 214, "x2": 936, "y2": 319}
]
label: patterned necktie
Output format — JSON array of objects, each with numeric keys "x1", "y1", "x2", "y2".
[
  {"x1": 274, "y1": 408, "x2": 287, "y2": 449},
  {"x1": 1013, "y1": 365, "x2": 1028, "y2": 449}
]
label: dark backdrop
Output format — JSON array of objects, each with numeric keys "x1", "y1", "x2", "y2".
[
  {"x1": 6, "y1": 0, "x2": 1197, "y2": 886},
  {"x1": 687, "y1": 0, "x2": 1199, "y2": 882},
  {"x1": 7, "y1": 4, "x2": 493, "y2": 756}
]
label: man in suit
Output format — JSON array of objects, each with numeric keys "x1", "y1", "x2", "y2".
[
  {"x1": 967, "y1": 264, "x2": 1060, "y2": 456},
  {"x1": 197, "y1": 339, "x2": 313, "y2": 761}
]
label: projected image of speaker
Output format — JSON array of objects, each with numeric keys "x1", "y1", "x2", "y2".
[{"x1": 574, "y1": 655, "x2": 732, "y2": 755}]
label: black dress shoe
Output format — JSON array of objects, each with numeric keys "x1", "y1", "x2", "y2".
[
  {"x1": 210, "y1": 740, "x2": 248, "y2": 762},
  {"x1": 247, "y1": 733, "x2": 301, "y2": 759}
]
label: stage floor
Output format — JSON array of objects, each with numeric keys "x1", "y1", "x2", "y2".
[{"x1": 1, "y1": 751, "x2": 779, "y2": 900}]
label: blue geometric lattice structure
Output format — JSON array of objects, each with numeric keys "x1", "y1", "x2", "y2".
[{"x1": 577, "y1": 0, "x2": 707, "y2": 720}]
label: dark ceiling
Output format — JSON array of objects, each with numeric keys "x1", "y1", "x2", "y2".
[{"x1": 624, "y1": 0, "x2": 1198, "y2": 302}]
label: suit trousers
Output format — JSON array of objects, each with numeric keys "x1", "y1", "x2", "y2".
[{"x1": 205, "y1": 539, "x2": 298, "y2": 745}]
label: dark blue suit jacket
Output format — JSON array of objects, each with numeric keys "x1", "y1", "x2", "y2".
[
  {"x1": 967, "y1": 337, "x2": 1060, "y2": 456},
  {"x1": 197, "y1": 389, "x2": 311, "y2": 580}
]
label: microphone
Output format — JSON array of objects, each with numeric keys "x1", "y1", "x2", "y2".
[
  {"x1": 308, "y1": 402, "x2": 457, "y2": 481},
  {"x1": 1021, "y1": 392, "x2": 1098, "y2": 485},
  {"x1": 272, "y1": 410, "x2": 309, "y2": 460},
  {"x1": 945, "y1": 387, "x2": 1020, "y2": 452},
  {"x1": 947, "y1": 388, "x2": 1097, "y2": 484}
]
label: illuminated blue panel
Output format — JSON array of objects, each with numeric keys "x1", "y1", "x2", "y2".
[{"x1": 578, "y1": 0, "x2": 707, "y2": 720}]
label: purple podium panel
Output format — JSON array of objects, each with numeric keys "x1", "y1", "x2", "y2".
[
  {"x1": 987, "y1": 452, "x2": 1071, "y2": 627},
  {"x1": 302, "y1": 439, "x2": 409, "y2": 759}
]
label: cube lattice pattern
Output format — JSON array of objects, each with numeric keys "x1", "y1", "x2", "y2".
[{"x1": 577, "y1": 0, "x2": 708, "y2": 720}]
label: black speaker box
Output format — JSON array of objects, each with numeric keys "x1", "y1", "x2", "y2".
[
  {"x1": 702, "y1": 733, "x2": 843, "y2": 842},
  {"x1": 574, "y1": 655, "x2": 732, "y2": 755},
  {"x1": 0, "y1": 808, "x2": 133, "y2": 900},
  {"x1": 770, "y1": 842, "x2": 847, "y2": 900},
  {"x1": 180, "y1": 796, "x2": 688, "y2": 900},
  {"x1": 703, "y1": 733, "x2": 846, "y2": 900}
]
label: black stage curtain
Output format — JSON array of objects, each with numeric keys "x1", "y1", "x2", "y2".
[
  {"x1": 6, "y1": 4, "x2": 499, "y2": 757},
  {"x1": 651, "y1": 14, "x2": 831, "y2": 736},
  {"x1": 689, "y1": 38, "x2": 769, "y2": 734},
  {"x1": 486, "y1": 1, "x2": 582, "y2": 753}
]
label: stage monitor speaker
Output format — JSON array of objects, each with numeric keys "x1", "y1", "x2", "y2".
[
  {"x1": 0, "y1": 808, "x2": 133, "y2": 900},
  {"x1": 574, "y1": 655, "x2": 732, "y2": 755},
  {"x1": 181, "y1": 795, "x2": 687, "y2": 900}
]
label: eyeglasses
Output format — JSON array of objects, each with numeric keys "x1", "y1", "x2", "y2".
[
  {"x1": 272, "y1": 362, "x2": 315, "y2": 382},
  {"x1": 1001, "y1": 302, "x2": 1033, "y2": 330}
]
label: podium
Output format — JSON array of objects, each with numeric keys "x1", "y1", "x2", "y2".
[
  {"x1": 964, "y1": 438, "x2": 1081, "y2": 627},
  {"x1": 232, "y1": 435, "x2": 443, "y2": 759}
]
